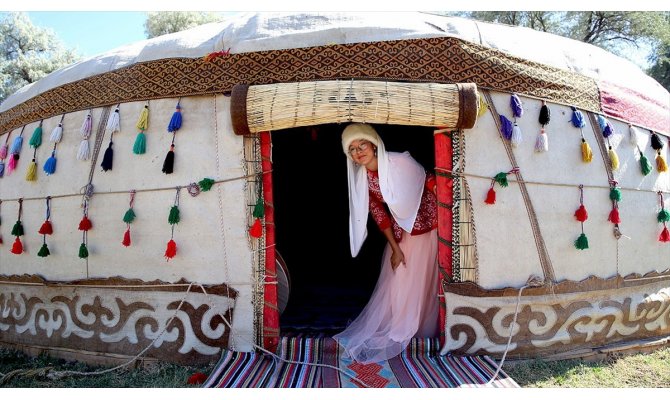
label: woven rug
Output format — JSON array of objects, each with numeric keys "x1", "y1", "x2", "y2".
[{"x1": 203, "y1": 337, "x2": 519, "y2": 388}]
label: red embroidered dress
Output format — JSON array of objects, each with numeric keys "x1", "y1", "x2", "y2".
[{"x1": 367, "y1": 170, "x2": 437, "y2": 242}]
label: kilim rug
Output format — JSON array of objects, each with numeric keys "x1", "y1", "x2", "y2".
[{"x1": 203, "y1": 337, "x2": 519, "y2": 388}]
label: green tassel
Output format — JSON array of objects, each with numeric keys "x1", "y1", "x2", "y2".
[
  {"x1": 639, "y1": 152, "x2": 652, "y2": 176},
  {"x1": 123, "y1": 208, "x2": 136, "y2": 224},
  {"x1": 29, "y1": 125, "x2": 43, "y2": 148},
  {"x1": 11, "y1": 220, "x2": 24, "y2": 236},
  {"x1": 493, "y1": 172, "x2": 509, "y2": 187},
  {"x1": 252, "y1": 198, "x2": 265, "y2": 218},
  {"x1": 609, "y1": 187, "x2": 622, "y2": 202},
  {"x1": 574, "y1": 233, "x2": 589, "y2": 250},
  {"x1": 133, "y1": 132, "x2": 146, "y2": 155},
  {"x1": 168, "y1": 205, "x2": 180, "y2": 225},
  {"x1": 198, "y1": 177, "x2": 215, "y2": 192},
  {"x1": 78, "y1": 243, "x2": 89, "y2": 259},
  {"x1": 658, "y1": 209, "x2": 670, "y2": 223},
  {"x1": 37, "y1": 243, "x2": 50, "y2": 257}
]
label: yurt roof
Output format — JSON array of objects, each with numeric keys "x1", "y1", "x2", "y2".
[{"x1": 1, "y1": 11, "x2": 668, "y2": 133}]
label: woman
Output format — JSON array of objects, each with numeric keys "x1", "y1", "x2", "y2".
[{"x1": 333, "y1": 123, "x2": 439, "y2": 363}]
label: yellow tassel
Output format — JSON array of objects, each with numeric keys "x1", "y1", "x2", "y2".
[
  {"x1": 657, "y1": 152, "x2": 668, "y2": 172},
  {"x1": 581, "y1": 140, "x2": 593, "y2": 163},
  {"x1": 609, "y1": 147, "x2": 619, "y2": 170},
  {"x1": 476, "y1": 92, "x2": 488, "y2": 118},
  {"x1": 25, "y1": 160, "x2": 37, "y2": 181},
  {"x1": 135, "y1": 104, "x2": 149, "y2": 131}
]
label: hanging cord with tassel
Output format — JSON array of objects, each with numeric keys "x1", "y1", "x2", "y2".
[
  {"x1": 597, "y1": 114, "x2": 619, "y2": 171},
  {"x1": 509, "y1": 93, "x2": 523, "y2": 148},
  {"x1": 122, "y1": 190, "x2": 136, "y2": 247},
  {"x1": 26, "y1": 121, "x2": 43, "y2": 182},
  {"x1": 608, "y1": 179, "x2": 622, "y2": 226},
  {"x1": 571, "y1": 107, "x2": 592, "y2": 163},
  {"x1": 0, "y1": 130, "x2": 10, "y2": 178},
  {"x1": 486, "y1": 275, "x2": 545, "y2": 385},
  {"x1": 7, "y1": 126, "x2": 25, "y2": 175},
  {"x1": 78, "y1": 199, "x2": 92, "y2": 259},
  {"x1": 101, "y1": 104, "x2": 120, "y2": 172},
  {"x1": 10, "y1": 199, "x2": 24, "y2": 255},
  {"x1": 249, "y1": 176, "x2": 264, "y2": 238},
  {"x1": 535, "y1": 100, "x2": 550, "y2": 152},
  {"x1": 77, "y1": 110, "x2": 93, "y2": 161},
  {"x1": 44, "y1": 115, "x2": 65, "y2": 175},
  {"x1": 165, "y1": 187, "x2": 180, "y2": 260},
  {"x1": 163, "y1": 100, "x2": 182, "y2": 174},
  {"x1": 484, "y1": 167, "x2": 519, "y2": 205},
  {"x1": 574, "y1": 185, "x2": 589, "y2": 250},
  {"x1": 37, "y1": 197, "x2": 53, "y2": 257},
  {"x1": 651, "y1": 132, "x2": 668, "y2": 173},
  {"x1": 133, "y1": 102, "x2": 149, "y2": 155},
  {"x1": 658, "y1": 192, "x2": 670, "y2": 243}
]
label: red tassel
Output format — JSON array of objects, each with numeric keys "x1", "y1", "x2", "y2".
[
  {"x1": 660, "y1": 226, "x2": 670, "y2": 243},
  {"x1": 484, "y1": 187, "x2": 496, "y2": 205},
  {"x1": 608, "y1": 207, "x2": 621, "y2": 224},
  {"x1": 187, "y1": 372, "x2": 208, "y2": 385},
  {"x1": 78, "y1": 215, "x2": 92, "y2": 231},
  {"x1": 0, "y1": 235, "x2": 3, "y2": 245},
  {"x1": 39, "y1": 220, "x2": 53, "y2": 235},
  {"x1": 165, "y1": 239, "x2": 177, "y2": 260},
  {"x1": 249, "y1": 218, "x2": 263, "y2": 238},
  {"x1": 574, "y1": 205, "x2": 588, "y2": 222},
  {"x1": 122, "y1": 228, "x2": 131, "y2": 247},
  {"x1": 11, "y1": 237, "x2": 23, "y2": 254}
]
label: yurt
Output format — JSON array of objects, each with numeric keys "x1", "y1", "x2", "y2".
[{"x1": 0, "y1": 12, "x2": 669, "y2": 372}]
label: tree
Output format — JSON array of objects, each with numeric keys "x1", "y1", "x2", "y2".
[
  {"x1": 0, "y1": 12, "x2": 80, "y2": 105},
  {"x1": 453, "y1": 11, "x2": 670, "y2": 91},
  {"x1": 144, "y1": 12, "x2": 224, "y2": 39}
]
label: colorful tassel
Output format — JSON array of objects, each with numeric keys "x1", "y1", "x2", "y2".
[
  {"x1": 164, "y1": 239, "x2": 177, "y2": 260},
  {"x1": 168, "y1": 205, "x2": 180, "y2": 225},
  {"x1": 252, "y1": 197, "x2": 265, "y2": 219},
  {"x1": 0, "y1": 161, "x2": 4, "y2": 177},
  {"x1": 133, "y1": 132, "x2": 146, "y2": 155},
  {"x1": 78, "y1": 242, "x2": 89, "y2": 259},
  {"x1": 122, "y1": 228, "x2": 131, "y2": 247},
  {"x1": 574, "y1": 204, "x2": 588, "y2": 222},
  {"x1": 162, "y1": 144, "x2": 175, "y2": 174},
  {"x1": 510, "y1": 94, "x2": 523, "y2": 118},
  {"x1": 658, "y1": 192, "x2": 670, "y2": 243},
  {"x1": 198, "y1": 177, "x2": 215, "y2": 192},
  {"x1": 39, "y1": 221, "x2": 53, "y2": 235},
  {"x1": 596, "y1": 115, "x2": 614, "y2": 138},
  {"x1": 123, "y1": 208, "x2": 136, "y2": 224},
  {"x1": 43, "y1": 150, "x2": 57, "y2": 175},
  {"x1": 37, "y1": 243, "x2": 50, "y2": 257},
  {"x1": 484, "y1": 186, "x2": 496, "y2": 205},
  {"x1": 249, "y1": 218, "x2": 263, "y2": 238},
  {"x1": 609, "y1": 187, "x2": 622, "y2": 202},
  {"x1": 493, "y1": 171, "x2": 511, "y2": 187},
  {"x1": 168, "y1": 103, "x2": 182, "y2": 132},
  {"x1": 660, "y1": 227, "x2": 670, "y2": 243},
  {"x1": 650, "y1": 133, "x2": 663, "y2": 151},
  {"x1": 9, "y1": 134, "x2": 23, "y2": 155},
  {"x1": 656, "y1": 152, "x2": 668, "y2": 172},
  {"x1": 608, "y1": 207, "x2": 621, "y2": 224},
  {"x1": 78, "y1": 215, "x2": 92, "y2": 231},
  {"x1": 639, "y1": 148, "x2": 652, "y2": 176},
  {"x1": 476, "y1": 93, "x2": 488, "y2": 118},
  {"x1": 499, "y1": 115, "x2": 513, "y2": 141},
  {"x1": 11, "y1": 237, "x2": 23, "y2": 254},
  {"x1": 574, "y1": 233, "x2": 589, "y2": 250},
  {"x1": 11, "y1": 220, "x2": 24, "y2": 236},
  {"x1": 0, "y1": 139, "x2": 8, "y2": 160},
  {"x1": 136, "y1": 104, "x2": 149, "y2": 131},
  {"x1": 28, "y1": 122, "x2": 43, "y2": 148},
  {"x1": 581, "y1": 139, "x2": 593, "y2": 163},
  {"x1": 25, "y1": 158, "x2": 37, "y2": 181},
  {"x1": 484, "y1": 168, "x2": 518, "y2": 205},
  {"x1": 539, "y1": 102, "x2": 550, "y2": 125},
  {"x1": 100, "y1": 141, "x2": 114, "y2": 171},
  {"x1": 570, "y1": 107, "x2": 586, "y2": 128},
  {"x1": 658, "y1": 209, "x2": 670, "y2": 223},
  {"x1": 608, "y1": 146, "x2": 619, "y2": 170}
]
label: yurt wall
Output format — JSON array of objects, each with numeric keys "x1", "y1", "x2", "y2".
[{"x1": 465, "y1": 91, "x2": 670, "y2": 289}]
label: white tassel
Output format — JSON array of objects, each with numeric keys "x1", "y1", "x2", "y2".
[
  {"x1": 77, "y1": 139, "x2": 90, "y2": 161},
  {"x1": 80, "y1": 113, "x2": 92, "y2": 139},
  {"x1": 511, "y1": 123, "x2": 523, "y2": 148},
  {"x1": 50, "y1": 123, "x2": 63, "y2": 143},
  {"x1": 629, "y1": 125, "x2": 642, "y2": 147},
  {"x1": 106, "y1": 107, "x2": 120, "y2": 134},
  {"x1": 535, "y1": 128, "x2": 548, "y2": 152}
]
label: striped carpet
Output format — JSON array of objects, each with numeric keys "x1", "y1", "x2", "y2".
[{"x1": 203, "y1": 337, "x2": 519, "y2": 388}]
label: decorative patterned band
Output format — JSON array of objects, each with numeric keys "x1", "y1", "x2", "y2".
[{"x1": 0, "y1": 37, "x2": 600, "y2": 134}]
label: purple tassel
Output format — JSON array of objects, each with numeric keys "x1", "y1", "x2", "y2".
[
  {"x1": 500, "y1": 115, "x2": 513, "y2": 140},
  {"x1": 510, "y1": 94, "x2": 523, "y2": 118},
  {"x1": 596, "y1": 114, "x2": 614, "y2": 138}
]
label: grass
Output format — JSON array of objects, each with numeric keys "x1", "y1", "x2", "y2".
[
  {"x1": 504, "y1": 347, "x2": 670, "y2": 388},
  {"x1": 1, "y1": 346, "x2": 668, "y2": 388}
]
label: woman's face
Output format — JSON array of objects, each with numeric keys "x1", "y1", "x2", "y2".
[{"x1": 348, "y1": 139, "x2": 376, "y2": 167}]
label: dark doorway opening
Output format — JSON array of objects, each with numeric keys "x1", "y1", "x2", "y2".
[{"x1": 272, "y1": 123, "x2": 435, "y2": 336}]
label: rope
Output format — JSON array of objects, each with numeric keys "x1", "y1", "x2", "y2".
[{"x1": 486, "y1": 275, "x2": 545, "y2": 385}]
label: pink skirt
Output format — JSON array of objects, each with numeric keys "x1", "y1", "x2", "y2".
[{"x1": 333, "y1": 229, "x2": 439, "y2": 363}]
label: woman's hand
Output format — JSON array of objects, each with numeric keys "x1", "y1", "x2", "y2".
[{"x1": 391, "y1": 249, "x2": 406, "y2": 271}]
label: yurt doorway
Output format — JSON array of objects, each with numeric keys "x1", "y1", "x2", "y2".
[{"x1": 272, "y1": 123, "x2": 436, "y2": 335}]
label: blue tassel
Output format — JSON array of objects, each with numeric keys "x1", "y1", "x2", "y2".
[
  {"x1": 43, "y1": 151, "x2": 57, "y2": 175},
  {"x1": 0, "y1": 160, "x2": 5, "y2": 177},
  {"x1": 9, "y1": 135, "x2": 23, "y2": 154},
  {"x1": 500, "y1": 115, "x2": 514, "y2": 140},
  {"x1": 167, "y1": 103, "x2": 182, "y2": 132},
  {"x1": 596, "y1": 115, "x2": 614, "y2": 138},
  {"x1": 510, "y1": 94, "x2": 523, "y2": 118},
  {"x1": 570, "y1": 107, "x2": 585, "y2": 128}
]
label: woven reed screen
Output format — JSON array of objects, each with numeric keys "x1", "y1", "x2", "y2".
[{"x1": 231, "y1": 80, "x2": 479, "y2": 135}]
